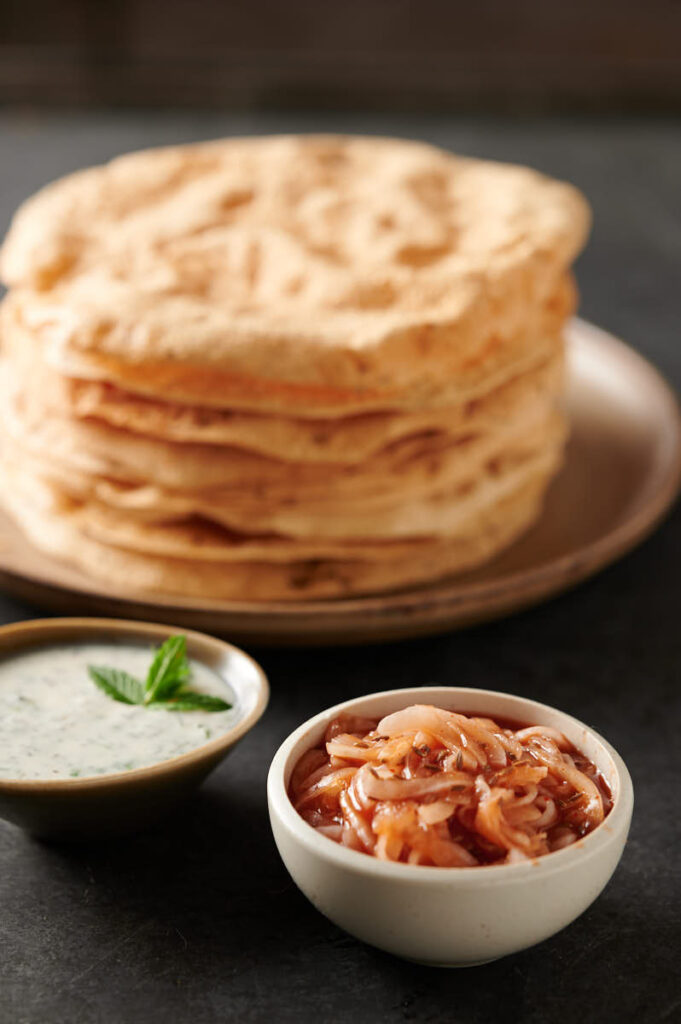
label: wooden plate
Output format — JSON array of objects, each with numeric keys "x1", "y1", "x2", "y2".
[{"x1": 1, "y1": 319, "x2": 679, "y2": 645}]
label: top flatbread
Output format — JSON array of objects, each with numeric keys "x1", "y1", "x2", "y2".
[{"x1": 0, "y1": 135, "x2": 589, "y2": 414}]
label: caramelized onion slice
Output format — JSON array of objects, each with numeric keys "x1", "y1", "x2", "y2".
[
  {"x1": 525, "y1": 735, "x2": 604, "y2": 826},
  {"x1": 358, "y1": 769, "x2": 471, "y2": 803},
  {"x1": 417, "y1": 800, "x2": 456, "y2": 825}
]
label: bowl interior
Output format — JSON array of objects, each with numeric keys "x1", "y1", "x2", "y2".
[
  {"x1": 280, "y1": 687, "x2": 621, "y2": 798},
  {"x1": 0, "y1": 617, "x2": 269, "y2": 787},
  {"x1": 271, "y1": 685, "x2": 632, "y2": 876}
]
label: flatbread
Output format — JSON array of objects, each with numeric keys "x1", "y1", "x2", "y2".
[
  {"x1": 1, "y1": 375, "x2": 564, "y2": 515},
  {"x1": 0, "y1": 458, "x2": 549, "y2": 600},
  {"x1": 1, "y1": 135, "x2": 588, "y2": 415},
  {"x1": 4, "y1": 274, "x2": 574, "y2": 416},
  {"x1": 4, "y1": 411, "x2": 565, "y2": 540},
  {"x1": 0, "y1": 135, "x2": 585, "y2": 598},
  {"x1": 2, "y1": 312, "x2": 564, "y2": 463}
]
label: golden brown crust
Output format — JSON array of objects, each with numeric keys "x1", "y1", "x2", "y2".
[{"x1": 1, "y1": 136, "x2": 588, "y2": 414}]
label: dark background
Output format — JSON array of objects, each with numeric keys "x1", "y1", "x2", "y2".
[
  {"x1": 1, "y1": 0, "x2": 681, "y2": 113},
  {"x1": 0, "y1": 5, "x2": 680, "y2": 1024}
]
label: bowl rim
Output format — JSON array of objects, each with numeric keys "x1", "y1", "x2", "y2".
[
  {"x1": 0, "y1": 617, "x2": 269, "y2": 790},
  {"x1": 267, "y1": 685, "x2": 634, "y2": 885}
]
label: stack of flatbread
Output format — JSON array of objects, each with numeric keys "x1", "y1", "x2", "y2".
[{"x1": 0, "y1": 136, "x2": 589, "y2": 601}]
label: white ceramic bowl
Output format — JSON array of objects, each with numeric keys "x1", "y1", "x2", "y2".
[{"x1": 268, "y1": 686, "x2": 633, "y2": 967}]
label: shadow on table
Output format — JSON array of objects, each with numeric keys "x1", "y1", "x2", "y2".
[{"x1": 20, "y1": 781, "x2": 677, "y2": 1024}]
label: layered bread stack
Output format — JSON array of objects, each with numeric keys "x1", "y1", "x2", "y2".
[{"x1": 0, "y1": 136, "x2": 589, "y2": 600}]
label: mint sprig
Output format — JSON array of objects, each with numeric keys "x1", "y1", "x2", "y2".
[{"x1": 88, "y1": 635, "x2": 231, "y2": 712}]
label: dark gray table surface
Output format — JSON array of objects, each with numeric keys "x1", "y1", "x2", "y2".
[{"x1": 0, "y1": 112, "x2": 679, "y2": 1024}]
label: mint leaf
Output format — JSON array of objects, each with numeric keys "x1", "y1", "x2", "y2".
[
  {"x1": 88, "y1": 666, "x2": 145, "y2": 705},
  {"x1": 87, "y1": 635, "x2": 230, "y2": 713},
  {"x1": 144, "y1": 635, "x2": 190, "y2": 704},
  {"x1": 150, "y1": 692, "x2": 232, "y2": 713}
]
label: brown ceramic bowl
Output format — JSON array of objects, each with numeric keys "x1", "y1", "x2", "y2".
[{"x1": 0, "y1": 618, "x2": 269, "y2": 840}]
